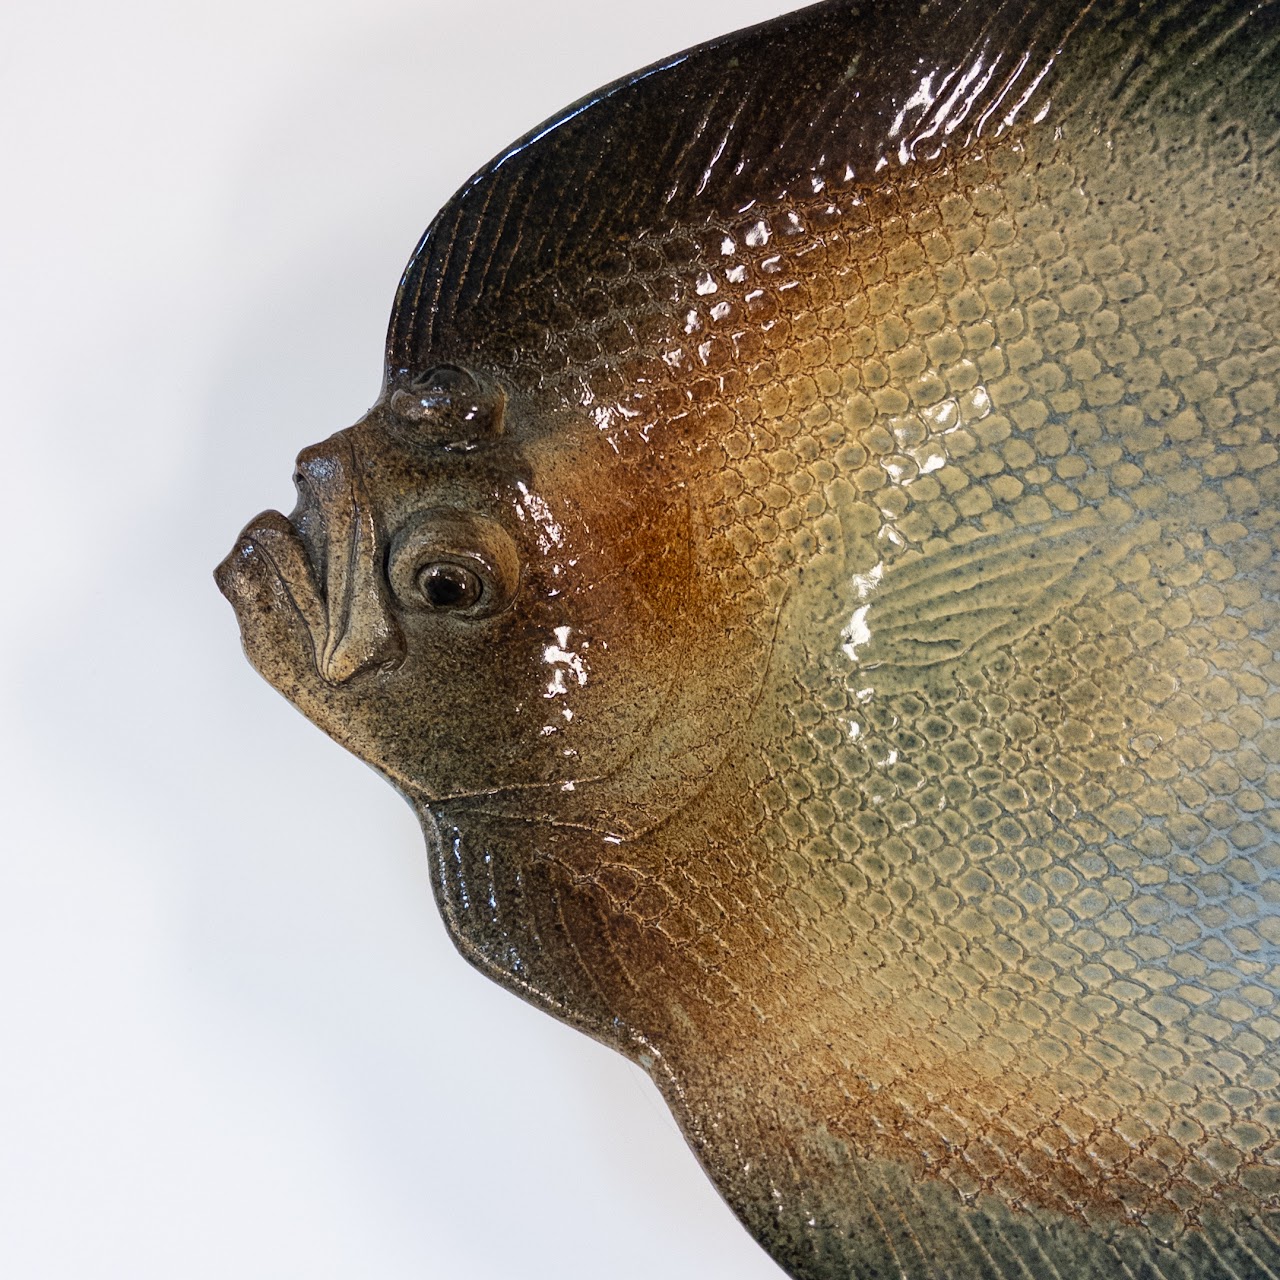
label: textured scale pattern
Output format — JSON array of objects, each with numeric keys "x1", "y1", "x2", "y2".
[{"x1": 219, "y1": 2, "x2": 1280, "y2": 1276}]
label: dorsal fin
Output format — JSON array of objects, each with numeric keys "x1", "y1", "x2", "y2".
[
  {"x1": 386, "y1": 0, "x2": 1280, "y2": 381},
  {"x1": 385, "y1": 0, "x2": 1075, "y2": 377}
]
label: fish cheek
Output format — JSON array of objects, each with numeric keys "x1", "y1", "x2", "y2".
[
  {"x1": 549, "y1": 481, "x2": 703, "y2": 739},
  {"x1": 525, "y1": 441, "x2": 785, "y2": 824},
  {"x1": 364, "y1": 570, "x2": 691, "y2": 804},
  {"x1": 363, "y1": 606, "x2": 567, "y2": 799}
]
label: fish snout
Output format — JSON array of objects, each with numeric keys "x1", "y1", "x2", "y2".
[
  {"x1": 216, "y1": 436, "x2": 407, "y2": 688},
  {"x1": 291, "y1": 437, "x2": 406, "y2": 685}
]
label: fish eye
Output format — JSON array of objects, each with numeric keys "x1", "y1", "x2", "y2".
[
  {"x1": 387, "y1": 508, "x2": 520, "y2": 619},
  {"x1": 417, "y1": 561, "x2": 484, "y2": 610}
]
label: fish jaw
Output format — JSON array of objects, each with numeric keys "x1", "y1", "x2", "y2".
[
  {"x1": 217, "y1": 488, "x2": 406, "y2": 672},
  {"x1": 215, "y1": 505, "x2": 463, "y2": 812},
  {"x1": 292, "y1": 434, "x2": 408, "y2": 686},
  {"x1": 215, "y1": 510, "x2": 353, "y2": 745}
]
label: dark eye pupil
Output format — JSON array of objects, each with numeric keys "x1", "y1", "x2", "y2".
[
  {"x1": 426, "y1": 575, "x2": 466, "y2": 607},
  {"x1": 419, "y1": 563, "x2": 480, "y2": 609}
]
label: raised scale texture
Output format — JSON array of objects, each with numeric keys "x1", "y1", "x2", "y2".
[{"x1": 217, "y1": 2, "x2": 1280, "y2": 1276}]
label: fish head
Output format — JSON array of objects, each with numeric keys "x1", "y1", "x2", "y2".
[{"x1": 216, "y1": 360, "x2": 749, "y2": 826}]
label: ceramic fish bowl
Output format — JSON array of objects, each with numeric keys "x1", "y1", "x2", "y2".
[{"x1": 217, "y1": 1, "x2": 1280, "y2": 1275}]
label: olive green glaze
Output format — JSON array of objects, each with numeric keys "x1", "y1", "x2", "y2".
[{"x1": 217, "y1": 2, "x2": 1280, "y2": 1275}]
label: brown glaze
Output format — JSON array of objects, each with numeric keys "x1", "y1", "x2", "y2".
[{"x1": 218, "y1": 2, "x2": 1280, "y2": 1276}]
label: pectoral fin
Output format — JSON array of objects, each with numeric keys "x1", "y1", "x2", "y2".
[{"x1": 850, "y1": 511, "x2": 1135, "y2": 683}]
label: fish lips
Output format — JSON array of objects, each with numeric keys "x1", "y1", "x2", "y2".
[{"x1": 215, "y1": 506, "x2": 405, "y2": 692}]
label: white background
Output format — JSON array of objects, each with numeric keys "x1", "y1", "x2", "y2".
[{"x1": 0, "y1": 2, "x2": 788, "y2": 1277}]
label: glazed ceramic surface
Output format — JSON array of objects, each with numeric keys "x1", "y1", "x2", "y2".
[{"x1": 218, "y1": 1, "x2": 1280, "y2": 1275}]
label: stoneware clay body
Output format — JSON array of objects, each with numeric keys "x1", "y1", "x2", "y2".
[{"x1": 218, "y1": 1, "x2": 1280, "y2": 1276}]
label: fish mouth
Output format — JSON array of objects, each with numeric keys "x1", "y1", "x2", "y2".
[
  {"x1": 215, "y1": 500, "x2": 405, "y2": 688},
  {"x1": 216, "y1": 509, "x2": 325, "y2": 657}
]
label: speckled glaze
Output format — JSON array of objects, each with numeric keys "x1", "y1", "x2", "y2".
[{"x1": 217, "y1": 2, "x2": 1280, "y2": 1275}]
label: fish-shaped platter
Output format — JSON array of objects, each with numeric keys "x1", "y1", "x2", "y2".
[{"x1": 217, "y1": 1, "x2": 1280, "y2": 1275}]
